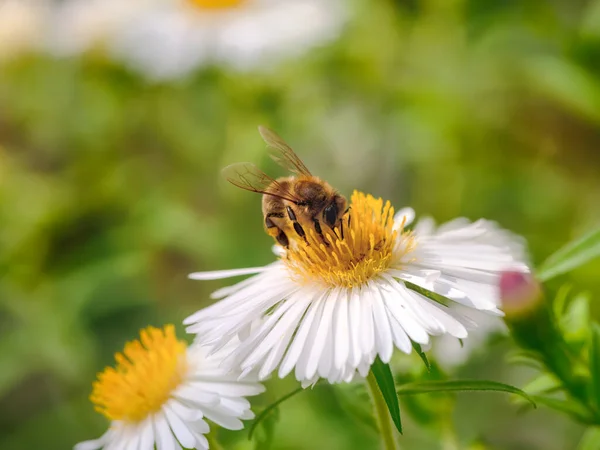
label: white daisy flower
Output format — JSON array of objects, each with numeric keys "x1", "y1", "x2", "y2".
[
  {"x1": 75, "y1": 325, "x2": 264, "y2": 450},
  {"x1": 184, "y1": 191, "x2": 529, "y2": 385},
  {"x1": 0, "y1": 0, "x2": 49, "y2": 63},
  {"x1": 47, "y1": 0, "x2": 151, "y2": 57},
  {"x1": 108, "y1": 0, "x2": 347, "y2": 79}
]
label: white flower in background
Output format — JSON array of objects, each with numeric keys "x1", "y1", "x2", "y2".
[
  {"x1": 47, "y1": 0, "x2": 152, "y2": 57},
  {"x1": 75, "y1": 325, "x2": 264, "y2": 450},
  {"x1": 184, "y1": 191, "x2": 529, "y2": 385},
  {"x1": 432, "y1": 308, "x2": 507, "y2": 370},
  {"x1": 0, "y1": 0, "x2": 49, "y2": 63},
  {"x1": 109, "y1": 0, "x2": 347, "y2": 79}
]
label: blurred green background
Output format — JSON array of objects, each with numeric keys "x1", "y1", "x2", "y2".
[{"x1": 1, "y1": 0, "x2": 600, "y2": 449}]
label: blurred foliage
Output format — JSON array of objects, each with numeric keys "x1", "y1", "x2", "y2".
[{"x1": 1, "y1": 0, "x2": 600, "y2": 448}]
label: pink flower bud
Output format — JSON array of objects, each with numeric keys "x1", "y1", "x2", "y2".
[{"x1": 499, "y1": 271, "x2": 542, "y2": 318}]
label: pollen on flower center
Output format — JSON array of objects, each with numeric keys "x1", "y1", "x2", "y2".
[
  {"x1": 90, "y1": 325, "x2": 188, "y2": 423},
  {"x1": 187, "y1": 0, "x2": 246, "y2": 10},
  {"x1": 283, "y1": 191, "x2": 416, "y2": 288}
]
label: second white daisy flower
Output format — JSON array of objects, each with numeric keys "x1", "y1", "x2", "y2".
[{"x1": 184, "y1": 192, "x2": 529, "y2": 385}]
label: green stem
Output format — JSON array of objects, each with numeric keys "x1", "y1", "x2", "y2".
[
  {"x1": 367, "y1": 371, "x2": 400, "y2": 450},
  {"x1": 206, "y1": 431, "x2": 224, "y2": 450}
]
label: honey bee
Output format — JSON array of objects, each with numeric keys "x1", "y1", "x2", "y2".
[{"x1": 222, "y1": 126, "x2": 347, "y2": 248}]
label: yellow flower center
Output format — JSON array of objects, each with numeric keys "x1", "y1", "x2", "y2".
[
  {"x1": 284, "y1": 191, "x2": 416, "y2": 288},
  {"x1": 90, "y1": 325, "x2": 188, "y2": 423},
  {"x1": 187, "y1": 0, "x2": 246, "y2": 10}
]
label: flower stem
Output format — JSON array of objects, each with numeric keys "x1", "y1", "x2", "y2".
[{"x1": 366, "y1": 370, "x2": 400, "y2": 450}]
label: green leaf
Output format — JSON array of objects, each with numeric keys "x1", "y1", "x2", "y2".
[
  {"x1": 370, "y1": 357, "x2": 403, "y2": 434},
  {"x1": 589, "y1": 323, "x2": 600, "y2": 411},
  {"x1": 248, "y1": 386, "x2": 305, "y2": 440},
  {"x1": 411, "y1": 342, "x2": 431, "y2": 372},
  {"x1": 538, "y1": 227, "x2": 600, "y2": 281},
  {"x1": 521, "y1": 373, "x2": 561, "y2": 396},
  {"x1": 252, "y1": 404, "x2": 279, "y2": 450},
  {"x1": 334, "y1": 384, "x2": 378, "y2": 431},
  {"x1": 560, "y1": 292, "x2": 591, "y2": 343},
  {"x1": 396, "y1": 380, "x2": 536, "y2": 408},
  {"x1": 576, "y1": 427, "x2": 600, "y2": 450},
  {"x1": 530, "y1": 395, "x2": 593, "y2": 423},
  {"x1": 403, "y1": 281, "x2": 450, "y2": 307}
]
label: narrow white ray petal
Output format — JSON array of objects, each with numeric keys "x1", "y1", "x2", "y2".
[
  {"x1": 413, "y1": 216, "x2": 436, "y2": 236},
  {"x1": 191, "y1": 431, "x2": 209, "y2": 450},
  {"x1": 74, "y1": 429, "x2": 113, "y2": 450},
  {"x1": 393, "y1": 207, "x2": 415, "y2": 229},
  {"x1": 188, "y1": 419, "x2": 210, "y2": 435},
  {"x1": 154, "y1": 411, "x2": 177, "y2": 450},
  {"x1": 369, "y1": 280, "x2": 394, "y2": 363},
  {"x1": 414, "y1": 297, "x2": 469, "y2": 338},
  {"x1": 333, "y1": 289, "x2": 350, "y2": 370},
  {"x1": 184, "y1": 381, "x2": 264, "y2": 397},
  {"x1": 172, "y1": 385, "x2": 218, "y2": 408},
  {"x1": 259, "y1": 306, "x2": 303, "y2": 380},
  {"x1": 358, "y1": 361, "x2": 371, "y2": 377},
  {"x1": 380, "y1": 280, "x2": 429, "y2": 344},
  {"x1": 348, "y1": 288, "x2": 362, "y2": 367},
  {"x1": 209, "y1": 262, "x2": 283, "y2": 299},
  {"x1": 241, "y1": 409, "x2": 255, "y2": 420},
  {"x1": 236, "y1": 299, "x2": 298, "y2": 370},
  {"x1": 218, "y1": 397, "x2": 251, "y2": 416},
  {"x1": 295, "y1": 295, "x2": 328, "y2": 381},
  {"x1": 279, "y1": 292, "x2": 324, "y2": 378},
  {"x1": 242, "y1": 294, "x2": 310, "y2": 372},
  {"x1": 386, "y1": 307, "x2": 412, "y2": 354},
  {"x1": 202, "y1": 408, "x2": 244, "y2": 430},
  {"x1": 188, "y1": 267, "x2": 269, "y2": 280},
  {"x1": 359, "y1": 286, "x2": 376, "y2": 356},
  {"x1": 318, "y1": 300, "x2": 335, "y2": 379},
  {"x1": 138, "y1": 417, "x2": 155, "y2": 450},
  {"x1": 165, "y1": 399, "x2": 203, "y2": 422},
  {"x1": 305, "y1": 290, "x2": 336, "y2": 380},
  {"x1": 164, "y1": 405, "x2": 196, "y2": 449}
]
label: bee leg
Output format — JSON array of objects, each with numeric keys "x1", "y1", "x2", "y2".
[
  {"x1": 286, "y1": 206, "x2": 308, "y2": 243},
  {"x1": 313, "y1": 218, "x2": 330, "y2": 247},
  {"x1": 265, "y1": 212, "x2": 289, "y2": 248},
  {"x1": 276, "y1": 229, "x2": 289, "y2": 248}
]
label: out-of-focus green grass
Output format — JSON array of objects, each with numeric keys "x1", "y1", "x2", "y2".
[{"x1": 1, "y1": 0, "x2": 600, "y2": 449}]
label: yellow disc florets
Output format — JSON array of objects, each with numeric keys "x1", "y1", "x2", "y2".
[
  {"x1": 90, "y1": 325, "x2": 188, "y2": 423},
  {"x1": 283, "y1": 191, "x2": 416, "y2": 288},
  {"x1": 187, "y1": 0, "x2": 245, "y2": 10}
]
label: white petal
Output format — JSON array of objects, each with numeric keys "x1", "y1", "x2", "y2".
[
  {"x1": 137, "y1": 417, "x2": 155, "y2": 450},
  {"x1": 188, "y1": 419, "x2": 210, "y2": 435},
  {"x1": 173, "y1": 385, "x2": 218, "y2": 408},
  {"x1": 380, "y1": 279, "x2": 429, "y2": 344},
  {"x1": 295, "y1": 295, "x2": 327, "y2": 381},
  {"x1": 393, "y1": 207, "x2": 415, "y2": 229},
  {"x1": 74, "y1": 429, "x2": 112, "y2": 450},
  {"x1": 241, "y1": 293, "x2": 309, "y2": 372},
  {"x1": 348, "y1": 288, "x2": 362, "y2": 367},
  {"x1": 305, "y1": 290, "x2": 337, "y2": 380},
  {"x1": 333, "y1": 291, "x2": 350, "y2": 370},
  {"x1": 188, "y1": 267, "x2": 269, "y2": 280},
  {"x1": 154, "y1": 412, "x2": 177, "y2": 450},
  {"x1": 369, "y1": 280, "x2": 394, "y2": 363},
  {"x1": 359, "y1": 286, "x2": 375, "y2": 356},
  {"x1": 185, "y1": 380, "x2": 264, "y2": 398},
  {"x1": 164, "y1": 405, "x2": 196, "y2": 449},
  {"x1": 202, "y1": 407, "x2": 244, "y2": 430},
  {"x1": 165, "y1": 399, "x2": 203, "y2": 422},
  {"x1": 278, "y1": 292, "x2": 323, "y2": 378}
]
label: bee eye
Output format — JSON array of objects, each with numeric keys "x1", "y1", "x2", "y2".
[{"x1": 323, "y1": 203, "x2": 338, "y2": 227}]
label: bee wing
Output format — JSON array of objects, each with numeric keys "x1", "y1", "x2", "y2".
[
  {"x1": 222, "y1": 162, "x2": 301, "y2": 203},
  {"x1": 258, "y1": 125, "x2": 313, "y2": 177}
]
